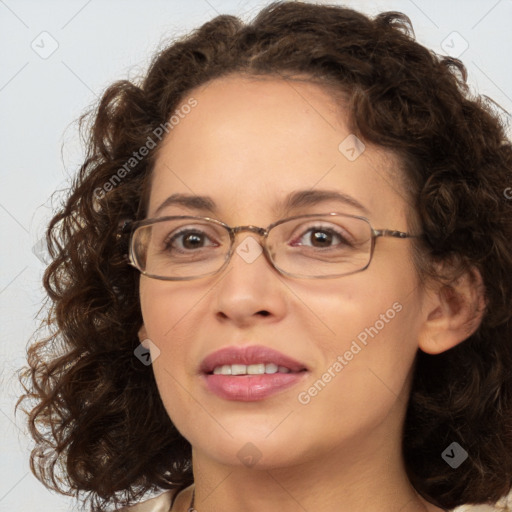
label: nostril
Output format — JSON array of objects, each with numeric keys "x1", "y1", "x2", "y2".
[{"x1": 257, "y1": 310, "x2": 270, "y2": 317}]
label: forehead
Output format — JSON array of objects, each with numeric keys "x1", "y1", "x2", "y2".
[{"x1": 147, "y1": 74, "x2": 410, "y2": 227}]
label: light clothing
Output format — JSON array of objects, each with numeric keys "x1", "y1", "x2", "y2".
[
  {"x1": 119, "y1": 490, "x2": 173, "y2": 511},
  {"x1": 119, "y1": 488, "x2": 512, "y2": 512}
]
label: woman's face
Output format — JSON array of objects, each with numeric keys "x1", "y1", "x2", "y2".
[{"x1": 139, "y1": 74, "x2": 427, "y2": 469}]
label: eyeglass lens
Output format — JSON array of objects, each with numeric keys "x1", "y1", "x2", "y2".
[{"x1": 131, "y1": 215, "x2": 373, "y2": 279}]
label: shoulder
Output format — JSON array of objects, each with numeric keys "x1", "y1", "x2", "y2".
[
  {"x1": 117, "y1": 492, "x2": 508, "y2": 512},
  {"x1": 118, "y1": 490, "x2": 174, "y2": 511},
  {"x1": 451, "y1": 503, "x2": 510, "y2": 512},
  {"x1": 117, "y1": 485, "x2": 194, "y2": 512}
]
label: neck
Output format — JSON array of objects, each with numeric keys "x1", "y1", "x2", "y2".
[{"x1": 187, "y1": 422, "x2": 442, "y2": 512}]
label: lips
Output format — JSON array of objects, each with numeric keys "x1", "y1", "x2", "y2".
[
  {"x1": 200, "y1": 345, "x2": 308, "y2": 374},
  {"x1": 200, "y1": 345, "x2": 309, "y2": 401}
]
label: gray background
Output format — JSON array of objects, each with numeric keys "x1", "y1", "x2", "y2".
[{"x1": 1, "y1": 0, "x2": 511, "y2": 510}]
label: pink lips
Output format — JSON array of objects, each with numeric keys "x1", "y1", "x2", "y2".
[{"x1": 200, "y1": 345, "x2": 309, "y2": 401}]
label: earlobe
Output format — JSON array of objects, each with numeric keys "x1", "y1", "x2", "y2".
[
  {"x1": 138, "y1": 324, "x2": 148, "y2": 342},
  {"x1": 418, "y1": 267, "x2": 487, "y2": 355}
]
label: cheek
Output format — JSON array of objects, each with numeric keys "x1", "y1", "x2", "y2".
[
  {"x1": 292, "y1": 259, "x2": 422, "y2": 390},
  {"x1": 139, "y1": 280, "x2": 200, "y2": 392},
  {"x1": 292, "y1": 283, "x2": 421, "y2": 443},
  {"x1": 139, "y1": 278, "x2": 200, "y2": 346},
  {"x1": 138, "y1": 285, "x2": 191, "y2": 430}
]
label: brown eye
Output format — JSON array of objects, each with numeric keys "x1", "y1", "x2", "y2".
[
  {"x1": 165, "y1": 229, "x2": 217, "y2": 252},
  {"x1": 291, "y1": 226, "x2": 351, "y2": 249},
  {"x1": 309, "y1": 230, "x2": 334, "y2": 247}
]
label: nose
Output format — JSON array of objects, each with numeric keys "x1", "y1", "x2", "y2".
[{"x1": 212, "y1": 233, "x2": 288, "y2": 327}]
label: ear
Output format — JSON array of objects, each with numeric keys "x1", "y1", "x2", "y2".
[
  {"x1": 138, "y1": 324, "x2": 148, "y2": 343},
  {"x1": 418, "y1": 266, "x2": 487, "y2": 355}
]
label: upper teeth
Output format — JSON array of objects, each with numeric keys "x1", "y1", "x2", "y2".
[{"x1": 212, "y1": 363, "x2": 291, "y2": 375}]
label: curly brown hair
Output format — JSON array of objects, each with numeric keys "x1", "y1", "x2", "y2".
[{"x1": 18, "y1": 2, "x2": 512, "y2": 511}]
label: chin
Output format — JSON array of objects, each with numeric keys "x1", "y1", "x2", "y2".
[{"x1": 190, "y1": 430, "x2": 306, "y2": 468}]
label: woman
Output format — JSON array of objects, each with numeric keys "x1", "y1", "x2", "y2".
[{"x1": 19, "y1": 2, "x2": 512, "y2": 511}]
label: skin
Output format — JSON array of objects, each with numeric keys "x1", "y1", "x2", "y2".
[{"x1": 138, "y1": 74, "x2": 484, "y2": 512}]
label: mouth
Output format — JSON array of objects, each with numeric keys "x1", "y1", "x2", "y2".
[
  {"x1": 210, "y1": 363, "x2": 304, "y2": 375},
  {"x1": 200, "y1": 344, "x2": 309, "y2": 375},
  {"x1": 200, "y1": 345, "x2": 309, "y2": 401}
]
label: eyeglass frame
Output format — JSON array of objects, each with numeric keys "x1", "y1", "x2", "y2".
[{"x1": 124, "y1": 212, "x2": 421, "y2": 281}]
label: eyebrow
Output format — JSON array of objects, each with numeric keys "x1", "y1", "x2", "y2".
[
  {"x1": 153, "y1": 189, "x2": 369, "y2": 217},
  {"x1": 154, "y1": 193, "x2": 217, "y2": 216},
  {"x1": 281, "y1": 189, "x2": 370, "y2": 216}
]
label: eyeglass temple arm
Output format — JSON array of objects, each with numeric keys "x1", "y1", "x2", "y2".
[{"x1": 373, "y1": 229, "x2": 420, "y2": 239}]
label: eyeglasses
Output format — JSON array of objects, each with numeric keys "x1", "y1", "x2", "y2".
[{"x1": 127, "y1": 213, "x2": 420, "y2": 280}]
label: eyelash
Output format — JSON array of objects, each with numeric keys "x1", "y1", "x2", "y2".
[
  {"x1": 163, "y1": 224, "x2": 353, "y2": 252},
  {"x1": 164, "y1": 229, "x2": 219, "y2": 251}
]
